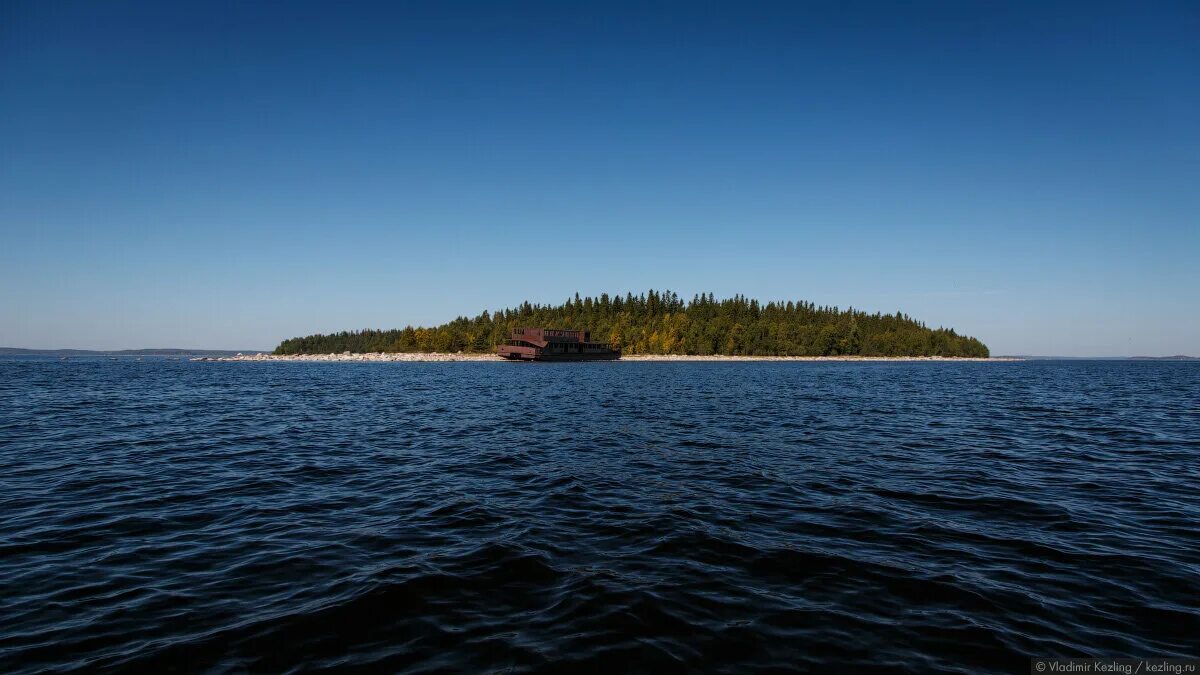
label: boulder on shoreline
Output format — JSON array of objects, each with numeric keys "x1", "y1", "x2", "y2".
[{"x1": 193, "y1": 353, "x2": 1012, "y2": 363}]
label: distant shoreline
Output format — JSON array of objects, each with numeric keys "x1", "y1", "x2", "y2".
[
  {"x1": 194, "y1": 352, "x2": 1017, "y2": 363},
  {"x1": 0, "y1": 347, "x2": 249, "y2": 357}
]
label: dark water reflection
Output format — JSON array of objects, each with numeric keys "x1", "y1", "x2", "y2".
[{"x1": 1, "y1": 358, "x2": 1197, "y2": 672}]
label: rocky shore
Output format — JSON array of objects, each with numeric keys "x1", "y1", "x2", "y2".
[
  {"x1": 194, "y1": 352, "x2": 1012, "y2": 363},
  {"x1": 193, "y1": 352, "x2": 496, "y2": 362}
]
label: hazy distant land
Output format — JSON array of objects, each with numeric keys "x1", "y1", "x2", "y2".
[
  {"x1": 0, "y1": 348, "x2": 250, "y2": 357},
  {"x1": 996, "y1": 355, "x2": 1198, "y2": 361}
]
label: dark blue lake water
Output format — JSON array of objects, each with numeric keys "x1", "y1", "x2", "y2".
[{"x1": 1, "y1": 358, "x2": 1197, "y2": 672}]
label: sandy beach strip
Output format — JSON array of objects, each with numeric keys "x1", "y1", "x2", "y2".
[{"x1": 194, "y1": 352, "x2": 1015, "y2": 363}]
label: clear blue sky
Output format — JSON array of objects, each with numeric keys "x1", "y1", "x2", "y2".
[{"x1": 2, "y1": 1, "x2": 1196, "y2": 355}]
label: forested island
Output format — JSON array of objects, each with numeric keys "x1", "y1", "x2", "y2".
[{"x1": 275, "y1": 291, "x2": 989, "y2": 358}]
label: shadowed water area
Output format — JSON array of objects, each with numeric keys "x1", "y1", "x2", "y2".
[{"x1": 1, "y1": 358, "x2": 1197, "y2": 672}]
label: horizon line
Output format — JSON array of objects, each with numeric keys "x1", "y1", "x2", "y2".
[{"x1": 1, "y1": 346, "x2": 1195, "y2": 360}]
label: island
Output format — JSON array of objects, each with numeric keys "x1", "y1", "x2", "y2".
[{"x1": 266, "y1": 291, "x2": 991, "y2": 359}]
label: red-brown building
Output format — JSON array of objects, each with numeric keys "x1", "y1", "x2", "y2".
[{"x1": 496, "y1": 327, "x2": 621, "y2": 361}]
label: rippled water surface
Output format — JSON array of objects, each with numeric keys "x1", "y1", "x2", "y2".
[{"x1": 1, "y1": 358, "x2": 1197, "y2": 672}]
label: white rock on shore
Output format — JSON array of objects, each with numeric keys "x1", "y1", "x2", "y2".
[
  {"x1": 192, "y1": 352, "x2": 499, "y2": 362},
  {"x1": 193, "y1": 352, "x2": 1012, "y2": 363}
]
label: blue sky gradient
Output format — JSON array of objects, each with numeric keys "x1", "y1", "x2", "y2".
[{"x1": 2, "y1": 1, "x2": 1197, "y2": 354}]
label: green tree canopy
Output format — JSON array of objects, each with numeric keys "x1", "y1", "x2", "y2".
[{"x1": 274, "y1": 290, "x2": 989, "y2": 358}]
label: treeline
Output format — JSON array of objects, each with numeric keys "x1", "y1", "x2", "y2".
[{"x1": 275, "y1": 291, "x2": 989, "y2": 357}]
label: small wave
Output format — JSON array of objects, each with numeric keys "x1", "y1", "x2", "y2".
[{"x1": 1, "y1": 359, "x2": 1197, "y2": 672}]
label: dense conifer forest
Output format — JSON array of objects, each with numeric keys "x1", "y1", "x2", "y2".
[
  {"x1": 275, "y1": 291, "x2": 989, "y2": 357},
  {"x1": 276, "y1": 290, "x2": 988, "y2": 357}
]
